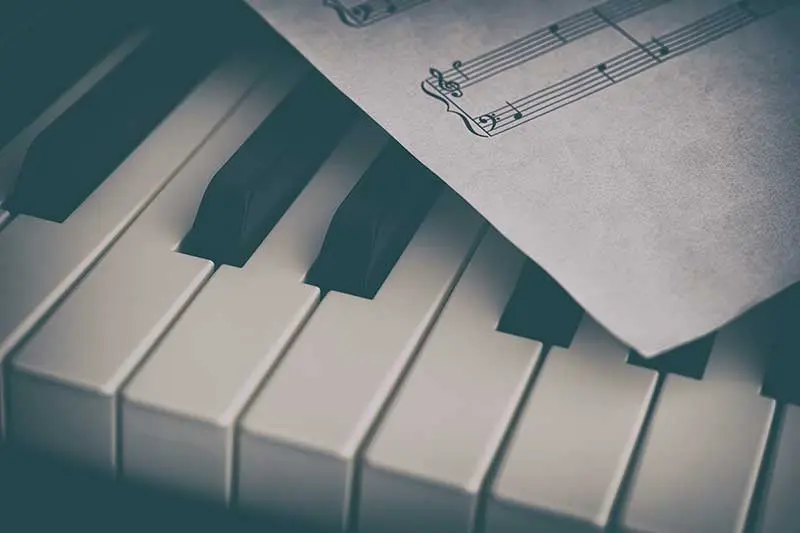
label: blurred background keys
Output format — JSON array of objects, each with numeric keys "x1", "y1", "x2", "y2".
[
  {"x1": 0, "y1": 0, "x2": 50, "y2": 46},
  {"x1": 497, "y1": 259, "x2": 584, "y2": 348},
  {"x1": 760, "y1": 285, "x2": 800, "y2": 405},
  {"x1": 182, "y1": 73, "x2": 357, "y2": 267},
  {"x1": 761, "y1": 346, "x2": 800, "y2": 405},
  {"x1": 3, "y1": 4, "x2": 239, "y2": 223},
  {"x1": 305, "y1": 145, "x2": 441, "y2": 298},
  {"x1": 0, "y1": 0, "x2": 148, "y2": 150}
]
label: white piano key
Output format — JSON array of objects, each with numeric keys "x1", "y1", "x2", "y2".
[
  {"x1": 236, "y1": 188, "x2": 485, "y2": 532},
  {"x1": 120, "y1": 116, "x2": 388, "y2": 504},
  {"x1": 620, "y1": 307, "x2": 775, "y2": 533},
  {"x1": 0, "y1": 46, "x2": 282, "y2": 438},
  {"x1": 7, "y1": 57, "x2": 309, "y2": 473},
  {"x1": 355, "y1": 230, "x2": 542, "y2": 533},
  {"x1": 756, "y1": 405, "x2": 800, "y2": 533},
  {"x1": 0, "y1": 28, "x2": 150, "y2": 205},
  {"x1": 485, "y1": 315, "x2": 658, "y2": 533}
]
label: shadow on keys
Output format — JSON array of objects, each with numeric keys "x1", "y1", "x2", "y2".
[{"x1": 0, "y1": 445, "x2": 328, "y2": 533}]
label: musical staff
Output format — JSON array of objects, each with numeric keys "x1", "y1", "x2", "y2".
[
  {"x1": 323, "y1": 0, "x2": 431, "y2": 27},
  {"x1": 424, "y1": 0, "x2": 671, "y2": 96},
  {"x1": 422, "y1": 0, "x2": 798, "y2": 137}
]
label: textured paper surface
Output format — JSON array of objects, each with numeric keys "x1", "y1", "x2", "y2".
[{"x1": 243, "y1": 0, "x2": 800, "y2": 355}]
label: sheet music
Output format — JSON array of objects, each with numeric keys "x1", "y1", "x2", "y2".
[{"x1": 244, "y1": 0, "x2": 800, "y2": 356}]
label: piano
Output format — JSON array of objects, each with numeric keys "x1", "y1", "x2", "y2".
[{"x1": 1, "y1": 1, "x2": 798, "y2": 532}]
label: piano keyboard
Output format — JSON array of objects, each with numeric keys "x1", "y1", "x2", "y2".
[{"x1": 1, "y1": 2, "x2": 798, "y2": 532}]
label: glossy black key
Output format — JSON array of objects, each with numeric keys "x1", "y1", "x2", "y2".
[
  {"x1": 305, "y1": 144, "x2": 441, "y2": 299},
  {"x1": 627, "y1": 333, "x2": 715, "y2": 380},
  {"x1": 761, "y1": 283, "x2": 800, "y2": 404},
  {"x1": 762, "y1": 346, "x2": 800, "y2": 405},
  {"x1": 4, "y1": 8, "x2": 238, "y2": 223},
  {"x1": 0, "y1": 0, "x2": 149, "y2": 150},
  {"x1": 497, "y1": 260, "x2": 584, "y2": 347},
  {"x1": 0, "y1": 0, "x2": 51, "y2": 47},
  {"x1": 182, "y1": 73, "x2": 358, "y2": 267}
]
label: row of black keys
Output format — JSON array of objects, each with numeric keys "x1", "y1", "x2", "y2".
[
  {"x1": 0, "y1": 0, "x2": 440, "y2": 299},
  {"x1": 2, "y1": 0, "x2": 798, "y2": 405}
]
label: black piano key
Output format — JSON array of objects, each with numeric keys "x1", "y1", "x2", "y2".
[
  {"x1": 761, "y1": 346, "x2": 800, "y2": 405},
  {"x1": 627, "y1": 333, "x2": 715, "y2": 380},
  {"x1": 761, "y1": 284, "x2": 800, "y2": 404},
  {"x1": 305, "y1": 144, "x2": 442, "y2": 299},
  {"x1": 0, "y1": 0, "x2": 54, "y2": 48},
  {"x1": 3, "y1": 9, "x2": 238, "y2": 223},
  {"x1": 181, "y1": 74, "x2": 358, "y2": 267},
  {"x1": 496, "y1": 260, "x2": 584, "y2": 348},
  {"x1": 0, "y1": 0, "x2": 149, "y2": 150}
]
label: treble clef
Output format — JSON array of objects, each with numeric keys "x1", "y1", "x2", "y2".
[{"x1": 429, "y1": 67, "x2": 463, "y2": 97}]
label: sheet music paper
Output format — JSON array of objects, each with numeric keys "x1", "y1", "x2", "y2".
[{"x1": 243, "y1": 0, "x2": 800, "y2": 356}]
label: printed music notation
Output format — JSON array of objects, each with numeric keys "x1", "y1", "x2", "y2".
[
  {"x1": 323, "y1": 0, "x2": 432, "y2": 27},
  {"x1": 427, "y1": 0, "x2": 671, "y2": 96},
  {"x1": 422, "y1": 0, "x2": 798, "y2": 137}
]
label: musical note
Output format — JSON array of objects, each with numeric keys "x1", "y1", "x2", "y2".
[
  {"x1": 596, "y1": 63, "x2": 614, "y2": 82},
  {"x1": 549, "y1": 23, "x2": 567, "y2": 43},
  {"x1": 415, "y1": 0, "x2": 671, "y2": 91},
  {"x1": 429, "y1": 67, "x2": 463, "y2": 97},
  {"x1": 506, "y1": 101, "x2": 523, "y2": 120},
  {"x1": 452, "y1": 60, "x2": 468, "y2": 80},
  {"x1": 594, "y1": 6, "x2": 664, "y2": 63},
  {"x1": 422, "y1": 0, "x2": 798, "y2": 138},
  {"x1": 651, "y1": 36, "x2": 669, "y2": 56},
  {"x1": 478, "y1": 113, "x2": 498, "y2": 131}
]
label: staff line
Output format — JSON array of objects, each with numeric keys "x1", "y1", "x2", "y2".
[
  {"x1": 448, "y1": 18, "x2": 609, "y2": 88},
  {"x1": 486, "y1": 1, "x2": 757, "y2": 119},
  {"x1": 491, "y1": 13, "x2": 755, "y2": 126},
  {"x1": 479, "y1": 4, "x2": 763, "y2": 132},
  {"x1": 429, "y1": 0, "x2": 671, "y2": 88},
  {"x1": 444, "y1": 0, "x2": 667, "y2": 73}
]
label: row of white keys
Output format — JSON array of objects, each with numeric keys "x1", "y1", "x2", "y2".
[
  {"x1": 0, "y1": 39, "x2": 270, "y2": 435},
  {"x1": 237, "y1": 186, "x2": 486, "y2": 532},
  {"x1": 485, "y1": 315, "x2": 658, "y2": 533},
  {"x1": 120, "y1": 117, "x2": 388, "y2": 504},
  {"x1": 7, "y1": 50, "x2": 309, "y2": 473},
  {"x1": 0, "y1": 29, "x2": 150, "y2": 233},
  {"x1": 620, "y1": 306, "x2": 775, "y2": 533},
  {"x1": 355, "y1": 229, "x2": 541, "y2": 533},
  {"x1": 757, "y1": 404, "x2": 800, "y2": 532},
  {"x1": 0, "y1": 26, "x2": 149, "y2": 438}
]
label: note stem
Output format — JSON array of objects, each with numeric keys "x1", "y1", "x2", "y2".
[{"x1": 506, "y1": 100, "x2": 523, "y2": 120}]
